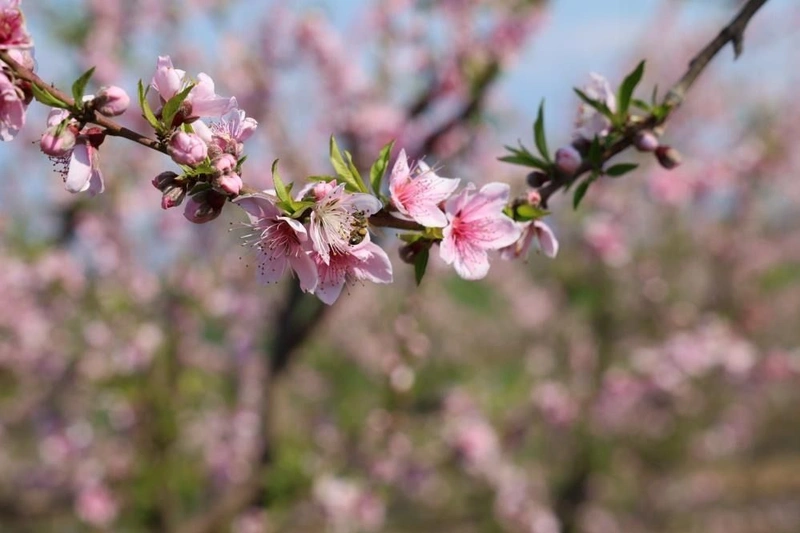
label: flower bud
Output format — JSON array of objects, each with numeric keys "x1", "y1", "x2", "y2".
[
  {"x1": 152, "y1": 171, "x2": 179, "y2": 191},
  {"x1": 212, "y1": 153, "x2": 242, "y2": 195},
  {"x1": 634, "y1": 130, "x2": 659, "y2": 152},
  {"x1": 94, "y1": 86, "x2": 130, "y2": 117},
  {"x1": 526, "y1": 189, "x2": 541, "y2": 207},
  {"x1": 526, "y1": 171, "x2": 548, "y2": 188},
  {"x1": 40, "y1": 124, "x2": 76, "y2": 157},
  {"x1": 161, "y1": 184, "x2": 186, "y2": 209},
  {"x1": 655, "y1": 145, "x2": 682, "y2": 169},
  {"x1": 183, "y1": 190, "x2": 226, "y2": 224},
  {"x1": 555, "y1": 146, "x2": 582, "y2": 175},
  {"x1": 168, "y1": 131, "x2": 207, "y2": 167}
]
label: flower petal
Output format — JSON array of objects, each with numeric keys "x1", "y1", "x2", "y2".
[
  {"x1": 289, "y1": 252, "x2": 318, "y2": 292},
  {"x1": 64, "y1": 143, "x2": 93, "y2": 193},
  {"x1": 534, "y1": 220, "x2": 559, "y2": 258},
  {"x1": 351, "y1": 242, "x2": 393, "y2": 284},
  {"x1": 256, "y1": 248, "x2": 288, "y2": 285}
]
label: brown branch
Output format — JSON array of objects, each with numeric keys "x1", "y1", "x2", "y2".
[{"x1": 539, "y1": 0, "x2": 770, "y2": 206}]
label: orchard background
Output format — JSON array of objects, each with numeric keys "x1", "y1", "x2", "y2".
[{"x1": 1, "y1": 0, "x2": 800, "y2": 532}]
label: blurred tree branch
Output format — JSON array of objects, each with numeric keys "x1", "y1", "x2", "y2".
[{"x1": 539, "y1": 0, "x2": 770, "y2": 207}]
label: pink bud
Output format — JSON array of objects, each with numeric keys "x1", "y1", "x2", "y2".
[
  {"x1": 555, "y1": 146, "x2": 582, "y2": 175},
  {"x1": 94, "y1": 86, "x2": 130, "y2": 117},
  {"x1": 655, "y1": 145, "x2": 682, "y2": 169},
  {"x1": 183, "y1": 191, "x2": 225, "y2": 224},
  {"x1": 40, "y1": 125, "x2": 76, "y2": 157},
  {"x1": 634, "y1": 130, "x2": 659, "y2": 152},
  {"x1": 168, "y1": 131, "x2": 208, "y2": 166},
  {"x1": 152, "y1": 171, "x2": 179, "y2": 191},
  {"x1": 212, "y1": 154, "x2": 242, "y2": 195},
  {"x1": 161, "y1": 185, "x2": 186, "y2": 209},
  {"x1": 526, "y1": 189, "x2": 542, "y2": 206}
]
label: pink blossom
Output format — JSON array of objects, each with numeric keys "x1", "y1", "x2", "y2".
[
  {"x1": 150, "y1": 55, "x2": 235, "y2": 119},
  {"x1": 193, "y1": 109, "x2": 257, "y2": 158},
  {"x1": 40, "y1": 109, "x2": 76, "y2": 156},
  {"x1": 168, "y1": 131, "x2": 207, "y2": 166},
  {"x1": 0, "y1": 70, "x2": 25, "y2": 141},
  {"x1": 440, "y1": 183, "x2": 521, "y2": 280},
  {"x1": 310, "y1": 238, "x2": 393, "y2": 305},
  {"x1": 574, "y1": 73, "x2": 616, "y2": 141},
  {"x1": 75, "y1": 484, "x2": 118, "y2": 527},
  {"x1": 500, "y1": 219, "x2": 558, "y2": 260},
  {"x1": 0, "y1": 0, "x2": 33, "y2": 50},
  {"x1": 308, "y1": 181, "x2": 382, "y2": 264},
  {"x1": 63, "y1": 138, "x2": 104, "y2": 196},
  {"x1": 389, "y1": 149, "x2": 459, "y2": 227},
  {"x1": 212, "y1": 153, "x2": 242, "y2": 195},
  {"x1": 94, "y1": 85, "x2": 130, "y2": 117},
  {"x1": 235, "y1": 193, "x2": 318, "y2": 292},
  {"x1": 555, "y1": 145, "x2": 581, "y2": 175}
]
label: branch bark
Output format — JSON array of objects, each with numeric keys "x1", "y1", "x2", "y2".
[{"x1": 539, "y1": 0, "x2": 770, "y2": 207}]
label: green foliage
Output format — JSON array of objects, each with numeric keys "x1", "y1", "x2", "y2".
[
  {"x1": 533, "y1": 100, "x2": 552, "y2": 163},
  {"x1": 617, "y1": 60, "x2": 645, "y2": 118},
  {"x1": 605, "y1": 163, "x2": 638, "y2": 177},
  {"x1": 71, "y1": 66, "x2": 95, "y2": 105},
  {"x1": 370, "y1": 140, "x2": 395, "y2": 196},
  {"x1": 31, "y1": 84, "x2": 69, "y2": 109},
  {"x1": 414, "y1": 247, "x2": 429, "y2": 286},
  {"x1": 329, "y1": 135, "x2": 369, "y2": 193},
  {"x1": 138, "y1": 80, "x2": 160, "y2": 131}
]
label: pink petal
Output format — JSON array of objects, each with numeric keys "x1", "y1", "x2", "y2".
[
  {"x1": 65, "y1": 143, "x2": 93, "y2": 193},
  {"x1": 351, "y1": 242, "x2": 393, "y2": 284},
  {"x1": 277, "y1": 216, "x2": 309, "y2": 241},
  {"x1": 452, "y1": 238, "x2": 491, "y2": 280},
  {"x1": 461, "y1": 182, "x2": 510, "y2": 221},
  {"x1": 471, "y1": 217, "x2": 522, "y2": 250},
  {"x1": 235, "y1": 194, "x2": 280, "y2": 221},
  {"x1": 389, "y1": 149, "x2": 410, "y2": 192},
  {"x1": 406, "y1": 202, "x2": 448, "y2": 228},
  {"x1": 289, "y1": 252, "x2": 318, "y2": 292},
  {"x1": 86, "y1": 167, "x2": 104, "y2": 197},
  {"x1": 256, "y1": 248, "x2": 288, "y2": 285},
  {"x1": 534, "y1": 221, "x2": 559, "y2": 258}
]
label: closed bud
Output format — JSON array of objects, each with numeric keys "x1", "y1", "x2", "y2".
[
  {"x1": 555, "y1": 145, "x2": 582, "y2": 176},
  {"x1": 526, "y1": 189, "x2": 541, "y2": 207},
  {"x1": 152, "y1": 171, "x2": 179, "y2": 191},
  {"x1": 634, "y1": 130, "x2": 659, "y2": 152},
  {"x1": 94, "y1": 86, "x2": 130, "y2": 117},
  {"x1": 211, "y1": 153, "x2": 242, "y2": 195},
  {"x1": 168, "y1": 131, "x2": 208, "y2": 167},
  {"x1": 182, "y1": 190, "x2": 226, "y2": 224},
  {"x1": 655, "y1": 145, "x2": 682, "y2": 169},
  {"x1": 40, "y1": 124, "x2": 77, "y2": 157},
  {"x1": 161, "y1": 184, "x2": 186, "y2": 209},
  {"x1": 526, "y1": 170, "x2": 548, "y2": 188}
]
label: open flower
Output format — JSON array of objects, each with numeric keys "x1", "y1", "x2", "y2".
[
  {"x1": 0, "y1": 69, "x2": 25, "y2": 140},
  {"x1": 193, "y1": 108, "x2": 257, "y2": 158},
  {"x1": 574, "y1": 73, "x2": 616, "y2": 141},
  {"x1": 150, "y1": 56, "x2": 236, "y2": 119},
  {"x1": 236, "y1": 193, "x2": 318, "y2": 291},
  {"x1": 440, "y1": 183, "x2": 521, "y2": 280},
  {"x1": 311, "y1": 237, "x2": 393, "y2": 305},
  {"x1": 63, "y1": 136, "x2": 104, "y2": 196},
  {"x1": 389, "y1": 149, "x2": 459, "y2": 227},
  {"x1": 0, "y1": 0, "x2": 33, "y2": 50},
  {"x1": 308, "y1": 181, "x2": 382, "y2": 264},
  {"x1": 500, "y1": 220, "x2": 559, "y2": 260}
]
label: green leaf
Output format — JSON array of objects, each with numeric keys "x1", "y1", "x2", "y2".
[
  {"x1": 499, "y1": 145, "x2": 548, "y2": 170},
  {"x1": 271, "y1": 160, "x2": 295, "y2": 213},
  {"x1": 344, "y1": 150, "x2": 368, "y2": 193},
  {"x1": 161, "y1": 83, "x2": 195, "y2": 130},
  {"x1": 605, "y1": 163, "x2": 638, "y2": 177},
  {"x1": 631, "y1": 99, "x2": 651, "y2": 112},
  {"x1": 71, "y1": 67, "x2": 95, "y2": 105},
  {"x1": 370, "y1": 140, "x2": 394, "y2": 194},
  {"x1": 533, "y1": 100, "x2": 551, "y2": 163},
  {"x1": 617, "y1": 60, "x2": 645, "y2": 117},
  {"x1": 31, "y1": 84, "x2": 69, "y2": 109},
  {"x1": 399, "y1": 233, "x2": 423, "y2": 244},
  {"x1": 329, "y1": 136, "x2": 362, "y2": 192},
  {"x1": 307, "y1": 174, "x2": 337, "y2": 183},
  {"x1": 651, "y1": 84, "x2": 659, "y2": 106},
  {"x1": 188, "y1": 182, "x2": 212, "y2": 196},
  {"x1": 573, "y1": 176, "x2": 594, "y2": 209},
  {"x1": 414, "y1": 248, "x2": 429, "y2": 286},
  {"x1": 587, "y1": 137, "x2": 603, "y2": 169},
  {"x1": 574, "y1": 88, "x2": 614, "y2": 120},
  {"x1": 138, "y1": 80, "x2": 160, "y2": 130},
  {"x1": 515, "y1": 203, "x2": 549, "y2": 221}
]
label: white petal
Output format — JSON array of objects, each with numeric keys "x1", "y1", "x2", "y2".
[{"x1": 64, "y1": 143, "x2": 92, "y2": 193}]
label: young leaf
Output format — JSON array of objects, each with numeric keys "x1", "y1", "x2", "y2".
[
  {"x1": 533, "y1": 100, "x2": 551, "y2": 163},
  {"x1": 71, "y1": 67, "x2": 96, "y2": 105},
  {"x1": 587, "y1": 137, "x2": 603, "y2": 169},
  {"x1": 617, "y1": 60, "x2": 645, "y2": 118},
  {"x1": 370, "y1": 140, "x2": 394, "y2": 194},
  {"x1": 574, "y1": 88, "x2": 614, "y2": 120},
  {"x1": 161, "y1": 83, "x2": 195, "y2": 130},
  {"x1": 500, "y1": 144, "x2": 548, "y2": 169},
  {"x1": 329, "y1": 136, "x2": 359, "y2": 191},
  {"x1": 605, "y1": 163, "x2": 638, "y2": 177},
  {"x1": 271, "y1": 159, "x2": 295, "y2": 213},
  {"x1": 137, "y1": 80, "x2": 161, "y2": 131},
  {"x1": 414, "y1": 247, "x2": 430, "y2": 286},
  {"x1": 572, "y1": 175, "x2": 595, "y2": 210},
  {"x1": 344, "y1": 149, "x2": 368, "y2": 193},
  {"x1": 31, "y1": 84, "x2": 69, "y2": 109},
  {"x1": 515, "y1": 203, "x2": 549, "y2": 221}
]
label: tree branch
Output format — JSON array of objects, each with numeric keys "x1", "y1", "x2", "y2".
[{"x1": 539, "y1": 0, "x2": 770, "y2": 207}]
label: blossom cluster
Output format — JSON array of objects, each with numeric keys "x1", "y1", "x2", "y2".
[{"x1": 235, "y1": 147, "x2": 558, "y2": 305}]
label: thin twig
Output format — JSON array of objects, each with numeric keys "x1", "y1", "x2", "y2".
[{"x1": 539, "y1": 0, "x2": 770, "y2": 206}]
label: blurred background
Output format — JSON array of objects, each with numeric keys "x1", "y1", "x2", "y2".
[{"x1": 1, "y1": 0, "x2": 800, "y2": 531}]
